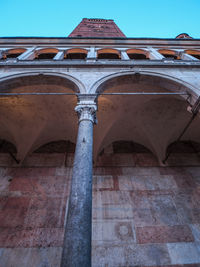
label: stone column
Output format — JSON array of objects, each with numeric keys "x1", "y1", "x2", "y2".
[
  {"x1": 87, "y1": 47, "x2": 97, "y2": 62},
  {"x1": 180, "y1": 52, "x2": 199, "y2": 61},
  {"x1": 53, "y1": 51, "x2": 64, "y2": 60},
  {"x1": 17, "y1": 47, "x2": 36, "y2": 60},
  {"x1": 121, "y1": 51, "x2": 130, "y2": 60},
  {"x1": 61, "y1": 98, "x2": 97, "y2": 267},
  {"x1": 148, "y1": 47, "x2": 164, "y2": 60}
]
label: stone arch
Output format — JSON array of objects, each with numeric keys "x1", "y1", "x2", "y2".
[
  {"x1": 185, "y1": 49, "x2": 200, "y2": 60},
  {"x1": 33, "y1": 140, "x2": 75, "y2": 153},
  {"x1": 91, "y1": 71, "x2": 200, "y2": 163},
  {"x1": 0, "y1": 139, "x2": 17, "y2": 153},
  {"x1": 0, "y1": 72, "x2": 83, "y2": 162},
  {"x1": 90, "y1": 70, "x2": 198, "y2": 99},
  {"x1": 97, "y1": 48, "x2": 120, "y2": 59},
  {"x1": 1, "y1": 48, "x2": 27, "y2": 59},
  {"x1": 158, "y1": 49, "x2": 180, "y2": 59},
  {"x1": 126, "y1": 48, "x2": 149, "y2": 60},
  {"x1": 65, "y1": 48, "x2": 88, "y2": 59},
  {"x1": 165, "y1": 140, "x2": 200, "y2": 165},
  {"x1": 35, "y1": 48, "x2": 59, "y2": 60},
  {"x1": 97, "y1": 140, "x2": 158, "y2": 166},
  {"x1": 0, "y1": 71, "x2": 85, "y2": 93}
]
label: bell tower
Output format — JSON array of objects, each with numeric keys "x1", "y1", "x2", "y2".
[{"x1": 68, "y1": 18, "x2": 126, "y2": 37}]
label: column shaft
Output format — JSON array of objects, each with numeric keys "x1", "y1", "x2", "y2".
[{"x1": 61, "y1": 104, "x2": 96, "y2": 267}]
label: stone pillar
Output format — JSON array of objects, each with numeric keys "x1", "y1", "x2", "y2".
[
  {"x1": 148, "y1": 47, "x2": 164, "y2": 60},
  {"x1": 17, "y1": 47, "x2": 36, "y2": 60},
  {"x1": 53, "y1": 51, "x2": 64, "y2": 60},
  {"x1": 0, "y1": 50, "x2": 3, "y2": 60},
  {"x1": 61, "y1": 98, "x2": 97, "y2": 267},
  {"x1": 180, "y1": 52, "x2": 199, "y2": 61},
  {"x1": 87, "y1": 47, "x2": 97, "y2": 62},
  {"x1": 121, "y1": 51, "x2": 130, "y2": 60}
]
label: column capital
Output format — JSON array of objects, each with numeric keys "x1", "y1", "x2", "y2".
[{"x1": 75, "y1": 102, "x2": 97, "y2": 124}]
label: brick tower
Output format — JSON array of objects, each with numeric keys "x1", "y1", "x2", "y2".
[{"x1": 69, "y1": 18, "x2": 126, "y2": 37}]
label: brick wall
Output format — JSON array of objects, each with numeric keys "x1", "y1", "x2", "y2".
[{"x1": 0, "y1": 148, "x2": 199, "y2": 266}]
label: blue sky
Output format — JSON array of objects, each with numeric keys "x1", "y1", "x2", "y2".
[{"x1": 1, "y1": 0, "x2": 199, "y2": 38}]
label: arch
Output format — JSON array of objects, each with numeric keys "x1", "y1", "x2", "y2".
[
  {"x1": 65, "y1": 48, "x2": 88, "y2": 59},
  {"x1": 97, "y1": 48, "x2": 120, "y2": 59},
  {"x1": 35, "y1": 48, "x2": 59, "y2": 60},
  {"x1": 126, "y1": 48, "x2": 149, "y2": 60},
  {"x1": 158, "y1": 49, "x2": 180, "y2": 60},
  {"x1": 185, "y1": 49, "x2": 200, "y2": 60},
  {"x1": 92, "y1": 71, "x2": 200, "y2": 163},
  {"x1": 90, "y1": 70, "x2": 198, "y2": 99},
  {"x1": 96, "y1": 140, "x2": 159, "y2": 166},
  {"x1": 165, "y1": 140, "x2": 200, "y2": 165},
  {"x1": 0, "y1": 71, "x2": 85, "y2": 93},
  {"x1": 167, "y1": 140, "x2": 200, "y2": 154},
  {"x1": 1, "y1": 48, "x2": 27, "y2": 59},
  {"x1": 101, "y1": 140, "x2": 152, "y2": 154},
  {"x1": 33, "y1": 140, "x2": 75, "y2": 153},
  {"x1": 0, "y1": 72, "x2": 82, "y2": 161},
  {"x1": 0, "y1": 139, "x2": 17, "y2": 153},
  {"x1": 176, "y1": 33, "x2": 192, "y2": 39}
]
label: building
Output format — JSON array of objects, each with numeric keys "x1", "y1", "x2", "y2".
[{"x1": 0, "y1": 18, "x2": 200, "y2": 266}]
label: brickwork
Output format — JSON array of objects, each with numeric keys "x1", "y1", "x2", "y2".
[{"x1": 69, "y1": 18, "x2": 126, "y2": 37}]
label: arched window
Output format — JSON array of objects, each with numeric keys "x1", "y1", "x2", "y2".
[
  {"x1": 34, "y1": 48, "x2": 59, "y2": 60},
  {"x1": 185, "y1": 50, "x2": 200, "y2": 60},
  {"x1": 126, "y1": 49, "x2": 149, "y2": 60},
  {"x1": 97, "y1": 48, "x2": 120, "y2": 59},
  {"x1": 1, "y1": 48, "x2": 26, "y2": 60},
  {"x1": 65, "y1": 48, "x2": 88, "y2": 60},
  {"x1": 158, "y1": 49, "x2": 180, "y2": 60}
]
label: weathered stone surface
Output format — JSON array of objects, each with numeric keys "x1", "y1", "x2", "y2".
[
  {"x1": 150, "y1": 195, "x2": 180, "y2": 225},
  {"x1": 0, "y1": 247, "x2": 62, "y2": 267},
  {"x1": 167, "y1": 242, "x2": 200, "y2": 264},
  {"x1": 93, "y1": 220, "x2": 135, "y2": 243},
  {"x1": 0, "y1": 227, "x2": 64, "y2": 247},
  {"x1": 92, "y1": 243, "x2": 171, "y2": 266},
  {"x1": 24, "y1": 197, "x2": 66, "y2": 228},
  {"x1": 136, "y1": 225, "x2": 194, "y2": 244},
  {"x1": 190, "y1": 224, "x2": 200, "y2": 242},
  {"x1": 0, "y1": 197, "x2": 30, "y2": 228}
]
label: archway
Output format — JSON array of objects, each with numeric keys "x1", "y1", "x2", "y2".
[
  {"x1": 97, "y1": 49, "x2": 120, "y2": 60},
  {"x1": 90, "y1": 72, "x2": 200, "y2": 162},
  {"x1": 0, "y1": 73, "x2": 82, "y2": 162}
]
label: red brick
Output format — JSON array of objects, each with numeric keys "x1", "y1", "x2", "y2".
[{"x1": 136, "y1": 225, "x2": 194, "y2": 244}]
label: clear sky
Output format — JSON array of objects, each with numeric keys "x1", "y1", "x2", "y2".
[{"x1": 1, "y1": 0, "x2": 199, "y2": 38}]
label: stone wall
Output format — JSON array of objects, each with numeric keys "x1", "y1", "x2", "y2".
[{"x1": 0, "y1": 150, "x2": 200, "y2": 266}]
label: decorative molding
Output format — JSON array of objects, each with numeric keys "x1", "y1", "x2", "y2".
[{"x1": 75, "y1": 103, "x2": 97, "y2": 124}]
